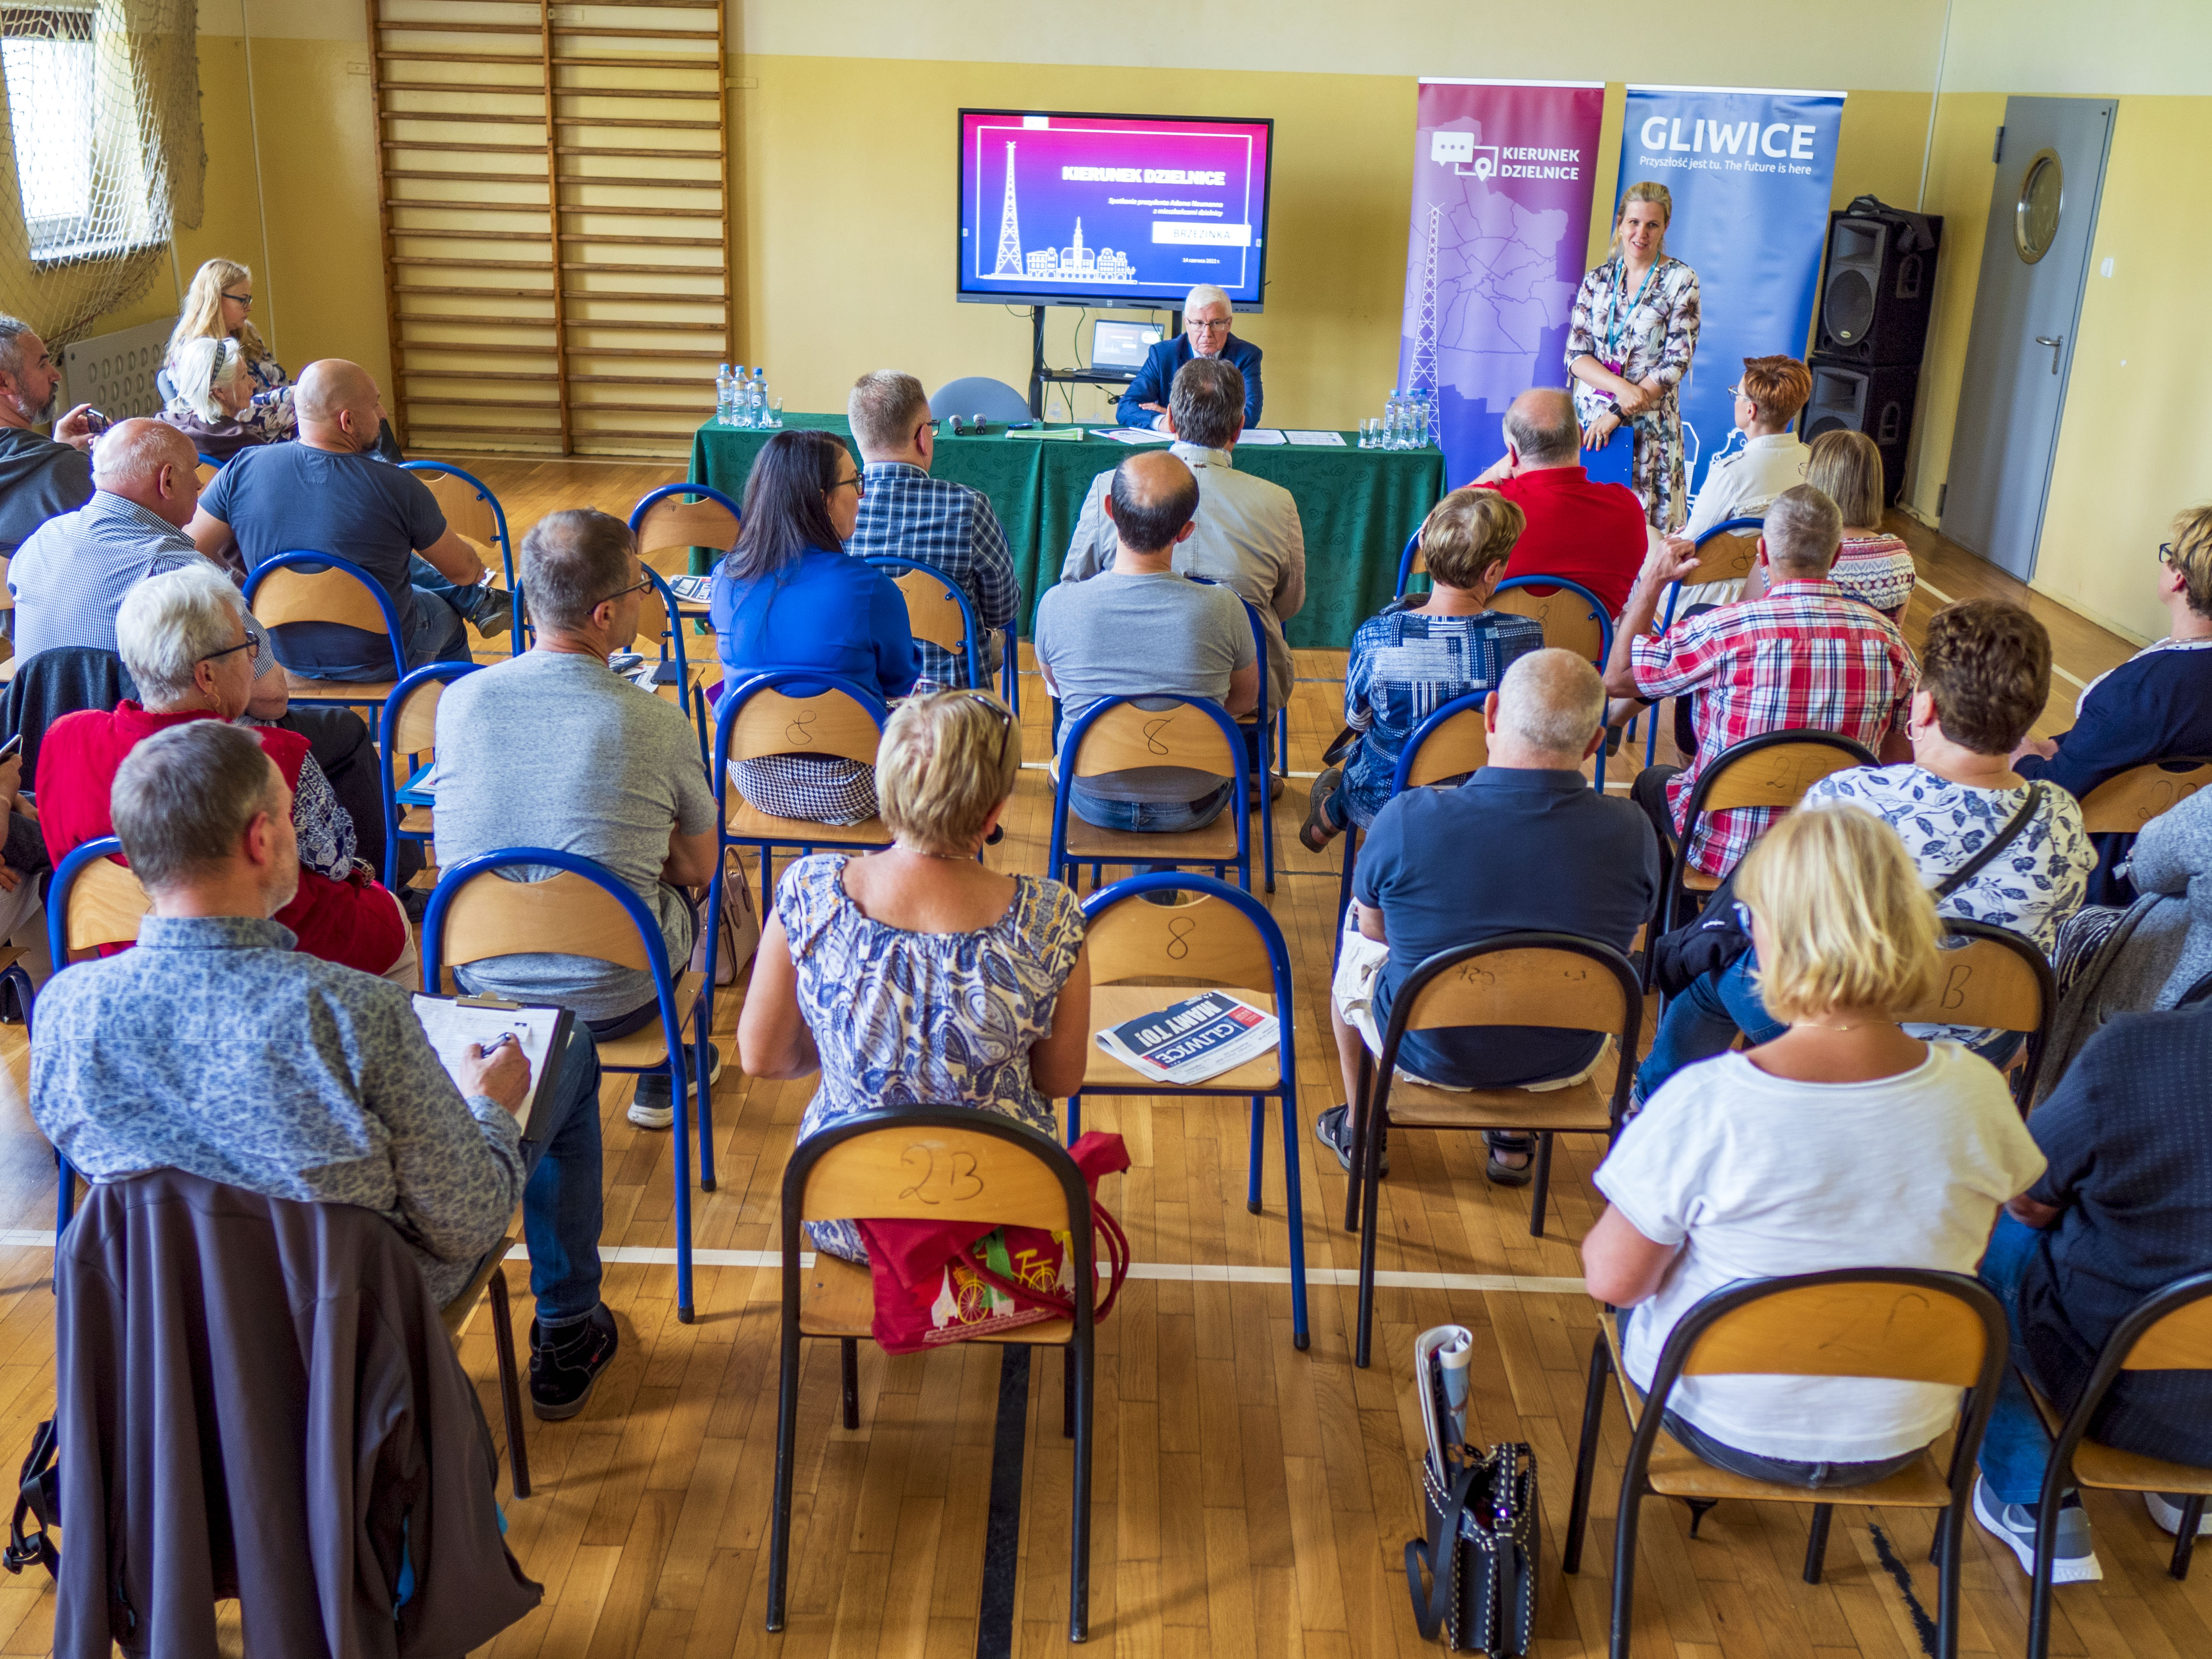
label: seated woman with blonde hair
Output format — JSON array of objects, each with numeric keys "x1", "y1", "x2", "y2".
[
  {"x1": 1741, "y1": 428, "x2": 1916, "y2": 619},
  {"x1": 738, "y1": 691, "x2": 1092, "y2": 1262},
  {"x1": 165, "y1": 257, "x2": 288, "y2": 403},
  {"x1": 157, "y1": 334, "x2": 297, "y2": 461},
  {"x1": 1584, "y1": 806, "x2": 2045, "y2": 1486}
]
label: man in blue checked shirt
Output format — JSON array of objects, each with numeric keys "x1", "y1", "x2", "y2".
[{"x1": 844, "y1": 371, "x2": 1019, "y2": 689}]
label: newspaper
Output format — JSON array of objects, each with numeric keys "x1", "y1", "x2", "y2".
[{"x1": 1095, "y1": 991, "x2": 1279, "y2": 1085}]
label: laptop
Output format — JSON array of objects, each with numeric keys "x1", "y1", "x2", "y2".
[{"x1": 1091, "y1": 319, "x2": 1163, "y2": 373}]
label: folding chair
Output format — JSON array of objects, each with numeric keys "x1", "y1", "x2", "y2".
[
  {"x1": 1347, "y1": 933, "x2": 1641, "y2": 1364},
  {"x1": 1072, "y1": 872, "x2": 1309, "y2": 1348},
  {"x1": 2020, "y1": 1270, "x2": 2212, "y2": 1658},
  {"x1": 767, "y1": 1107, "x2": 1099, "y2": 1641},
  {"x1": 1048, "y1": 694, "x2": 1251, "y2": 894},
  {"x1": 377, "y1": 660, "x2": 481, "y2": 890},
  {"x1": 1631, "y1": 515, "x2": 1763, "y2": 767},
  {"x1": 1892, "y1": 918, "x2": 2056, "y2": 1106},
  {"x1": 401, "y1": 460, "x2": 521, "y2": 653},
  {"x1": 1490, "y1": 573, "x2": 1614, "y2": 787},
  {"x1": 423, "y1": 848, "x2": 709, "y2": 1322},
  {"x1": 1647, "y1": 728, "x2": 1877, "y2": 988},
  {"x1": 43, "y1": 837, "x2": 152, "y2": 1233},
  {"x1": 1332, "y1": 688, "x2": 1491, "y2": 962},
  {"x1": 243, "y1": 551, "x2": 409, "y2": 734},
  {"x1": 1563, "y1": 1269, "x2": 2011, "y2": 1659},
  {"x1": 863, "y1": 554, "x2": 984, "y2": 689},
  {"x1": 2078, "y1": 757, "x2": 2212, "y2": 833}
]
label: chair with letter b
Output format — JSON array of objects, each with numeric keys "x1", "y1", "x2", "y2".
[{"x1": 1047, "y1": 694, "x2": 1252, "y2": 895}]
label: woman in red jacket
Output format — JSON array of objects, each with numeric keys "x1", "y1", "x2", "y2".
[{"x1": 37, "y1": 562, "x2": 411, "y2": 978}]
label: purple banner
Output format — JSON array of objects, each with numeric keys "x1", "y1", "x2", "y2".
[{"x1": 1398, "y1": 80, "x2": 1606, "y2": 490}]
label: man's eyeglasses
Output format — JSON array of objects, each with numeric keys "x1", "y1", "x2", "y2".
[
  {"x1": 597, "y1": 573, "x2": 653, "y2": 606},
  {"x1": 221, "y1": 291, "x2": 253, "y2": 308},
  {"x1": 2160, "y1": 541, "x2": 2176, "y2": 566},
  {"x1": 199, "y1": 634, "x2": 261, "y2": 667},
  {"x1": 1188, "y1": 317, "x2": 1232, "y2": 333}
]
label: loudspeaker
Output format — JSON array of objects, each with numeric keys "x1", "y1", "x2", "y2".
[
  {"x1": 1803, "y1": 358, "x2": 1917, "y2": 505},
  {"x1": 1814, "y1": 208, "x2": 1942, "y2": 366}
]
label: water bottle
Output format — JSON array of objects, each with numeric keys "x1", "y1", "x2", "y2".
[
  {"x1": 1386, "y1": 392, "x2": 1406, "y2": 450},
  {"x1": 755, "y1": 369, "x2": 774, "y2": 426},
  {"x1": 715, "y1": 363, "x2": 734, "y2": 426},
  {"x1": 748, "y1": 368, "x2": 767, "y2": 427},
  {"x1": 1413, "y1": 392, "x2": 1432, "y2": 450}
]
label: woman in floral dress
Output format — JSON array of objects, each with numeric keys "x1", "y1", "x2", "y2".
[{"x1": 1567, "y1": 181, "x2": 1702, "y2": 531}]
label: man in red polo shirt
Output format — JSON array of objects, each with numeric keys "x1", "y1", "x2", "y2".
[{"x1": 1470, "y1": 386, "x2": 1652, "y2": 616}]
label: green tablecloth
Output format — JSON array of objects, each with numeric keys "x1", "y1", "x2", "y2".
[{"x1": 687, "y1": 416, "x2": 1447, "y2": 649}]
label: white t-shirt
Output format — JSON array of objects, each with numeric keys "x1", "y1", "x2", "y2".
[
  {"x1": 1594, "y1": 1044, "x2": 2045, "y2": 1463},
  {"x1": 1671, "y1": 433, "x2": 1812, "y2": 610}
]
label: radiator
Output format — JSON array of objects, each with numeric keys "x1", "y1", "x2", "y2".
[{"x1": 60, "y1": 318, "x2": 173, "y2": 422}]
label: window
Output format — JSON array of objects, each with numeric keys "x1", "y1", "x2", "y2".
[{"x1": 0, "y1": 3, "x2": 164, "y2": 264}]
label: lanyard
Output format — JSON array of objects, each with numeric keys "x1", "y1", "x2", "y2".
[{"x1": 1605, "y1": 257, "x2": 1661, "y2": 364}]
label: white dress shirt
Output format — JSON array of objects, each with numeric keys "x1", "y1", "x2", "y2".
[{"x1": 1673, "y1": 432, "x2": 1812, "y2": 611}]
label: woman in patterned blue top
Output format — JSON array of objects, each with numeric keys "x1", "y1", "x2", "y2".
[
  {"x1": 1299, "y1": 488, "x2": 1545, "y2": 851},
  {"x1": 738, "y1": 691, "x2": 1092, "y2": 1262}
]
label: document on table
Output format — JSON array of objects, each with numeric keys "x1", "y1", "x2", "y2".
[
  {"x1": 1285, "y1": 430, "x2": 1347, "y2": 447},
  {"x1": 412, "y1": 996, "x2": 572, "y2": 1136},
  {"x1": 1092, "y1": 427, "x2": 1175, "y2": 444},
  {"x1": 1237, "y1": 428, "x2": 1287, "y2": 445},
  {"x1": 1005, "y1": 425, "x2": 1086, "y2": 440}
]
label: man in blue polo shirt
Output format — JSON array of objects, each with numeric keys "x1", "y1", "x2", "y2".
[
  {"x1": 1322, "y1": 649, "x2": 1658, "y2": 1185},
  {"x1": 1116, "y1": 284, "x2": 1263, "y2": 430}
]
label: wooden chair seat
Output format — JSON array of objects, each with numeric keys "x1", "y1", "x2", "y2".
[
  {"x1": 1681, "y1": 869, "x2": 1721, "y2": 893},
  {"x1": 0, "y1": 657, "x2": 16, "y2": 685},
  {"x1": 284, "y1": 668, "x2": 397, "y2": 705},
  {"x1": 2023, "y1": 1377, "x2": 2212, "y2": 1495},
  {"x1": 1082, "y1": 985, "x2": 1280, "y2": 1091},
  {"x1": 726, "y1": 799, "x2": 890, "y2": 845},
  {"x1": 0, "y1": 945, "x2": 22, "y2": 975},
  {"x1": 1379, "y1": 1062, "x2": 1614, "y2": 1135},
  {"x1": 398, "y1": 805, "x2": 434, "y2": 834},
  {"x1": 1062, "y1": 814, "x2": 1241, "y2": 865},
  {"x1": 597, "y1": 970, "x2": 709, "y2": 1069},
  {"x1": 441, "y1": 1236, "x2": 517, "y2": 1340},
  {"x1": 1600, "y1": 1310, "x2": 1954, "y2": 1508},
  {"x1": 798, "y1": 1250, "x2": 1076, "y2": 1347}
]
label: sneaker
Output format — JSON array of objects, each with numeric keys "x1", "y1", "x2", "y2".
[
  {"x1": 1314, "y1": 1104, "x2": 1387, "y2": 1177},
  {"x1": 530, "y1": 1303, "x2": 618, "y2": 1420},
  {"x1": 1972, "y1": 1473, "x2": 2103, "y2": 1583},
  {"x1": 2145, "y1": 1491, "x2": 2212, "y2": 1537},
  {"x1": 469, "y1": 582, "x2": 514, "y2": 639},
  {"x1": 627, "y1": 1044, "x2": 722, "y2": 1130}
]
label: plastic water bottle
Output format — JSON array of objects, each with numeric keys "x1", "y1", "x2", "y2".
[
  {"x1": 755, "y1": 370, "x2": 774, "y2": 426},
  {"x1": 1413, "y1": 392, "x2": 1432, "y2": 450},
  {"x1": 748, "y1": 368, "x2": 767, "y2": 427},
  {"x1": 1387, "y1": 392, "x2": 1407, "y2": 450},
  {"x1": 715, "y1": 364, "x2": 735, "y2": 426}
]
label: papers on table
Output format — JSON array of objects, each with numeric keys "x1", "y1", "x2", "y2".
[
  {"x1": 1236, "y1": 428, "x2": 1287, "y2": 445},
  {"x1": 1284, "y1": 430, "x2": 1348, "y2": 447},
  {"x1": 413, "y1": 996, "x2": 563, "y2": 1135},
  {"x1": 1006, "y1": 425, "x2": 1086, "y2": 440},
  {"x1": 1092, "y1": 427, "x2": 1175, "y2": 445}
]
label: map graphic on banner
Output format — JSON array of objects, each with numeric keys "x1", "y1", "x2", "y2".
[{"x1": 1398, "y1": 81, "x2": 1605, "y2": 491}]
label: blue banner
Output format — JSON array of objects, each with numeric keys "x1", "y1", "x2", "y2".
[{"x1": 1616, "y1": 86, "x2": 1843, "y2": 509}]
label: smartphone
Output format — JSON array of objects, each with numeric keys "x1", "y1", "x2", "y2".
[
  {"x1": 0, "y1": 733, "x2": 21, "y2": 761},
  {"x1": 82, "y1": 409, "x2": 111, "y2": 436}
]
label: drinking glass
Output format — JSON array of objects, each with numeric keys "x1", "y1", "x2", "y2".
[{"x1": 768, "y1": 397, "x2": 784, "y2": 428}]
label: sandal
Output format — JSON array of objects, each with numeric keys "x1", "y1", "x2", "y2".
[
  {"x1": 1299, "y1": 768, "x2": 1344, "y2": 854},
  {"x1": 1485, "y1": 1131, "x2": 1535, "y2": 1188}
]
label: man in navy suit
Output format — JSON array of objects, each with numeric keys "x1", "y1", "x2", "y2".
[{"x1": 1116, "y1": 283, "x2": 1263, "y2": 430}]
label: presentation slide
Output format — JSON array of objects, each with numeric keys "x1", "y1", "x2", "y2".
[{"x1": 958, "y1": 110, "x2": 1274, "y2": 309}]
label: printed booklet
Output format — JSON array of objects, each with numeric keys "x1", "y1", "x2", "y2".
[{"x1": 1095, "y1": 991, "x2": 1278, "y2": 1085}]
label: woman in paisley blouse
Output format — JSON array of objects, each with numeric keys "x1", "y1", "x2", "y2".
[
  {"x1": 157, "y1": 335, "x2": 298, "y2": 462},
  {"x1": 1741, "y1": 430, "x2": 1917, "y2": 620},
  {"x1": 164, "y1": 259, "x2": 289, "y2": 404},
  {"x1": 1567, "y1": 181, "x2": 1702, "y2": 530},
  {"x1": 738, "y1": 691, "x2": 1093, "y2": 1262}
]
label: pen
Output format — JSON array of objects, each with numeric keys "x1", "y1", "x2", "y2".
[{"x1": 483, "y1": 1031, "x2": 517, "y2": 1055}]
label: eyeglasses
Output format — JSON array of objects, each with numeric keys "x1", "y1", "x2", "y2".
[
  {"x1": 221, "y1": 291, "x2": 253, "y2": 308},
  {"x1": 2159, "y1": 541, "x2": 2176, "y2": 566},
  {"x1": 1188, "y1": 317, "x2": 1232, "y2": 333},
  {"x1": 597, "y1": 573, "x2": 653, "y2": 606},
  {"x1": 199, "y1": 634, "x2": 261, "y2": 667},
  {"x1": 827, "y1": 473, "x2": 865, "y2": 498},
  {"x1": 964, "y1": 693, "x2": 1015, "y2": 771}
]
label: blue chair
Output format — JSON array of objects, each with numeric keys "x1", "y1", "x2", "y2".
[
  {"x1": 1331, "y1": 689, "x2": 1493, "y2": 965},
  {"x1": 1072, "y1": 873, "x2": 1309, "y2": 1348},
  {"x1": 402, "y1": 460, "x2": 521, "y2": 653},
  {"x1": 243, "y1": 551, "x2": 409, "y2": 736},
  {"x1": 710, "y1": 670, "x2": 894, "y2": 911},
  {"x1": 43, "y1": 837, "x2": 151, "y2": 1233},
  {"x1": 629, "y1": 483, "x2": 742, "y2": 590},
  {"x1": 1047, "y1": 694, "x2": 1251, "y2": 894},
  {"x1": 1630, "y1": 515, "x2": 1764, "y2": 767},
  {"x1": 377, "y1": 661, "x2": 481, "y2": 890},
  {"x1": 1489, "y1": 574, "x2": 1615, "y2": 790},
  {"x1": 423, "y1": 848, "x2": 709, "y2": 1322},
  {"x1": 1188, "y1": 577, "x2": 1279, "y2": 893},
  {"x1": 634, "y1": 564, "x2": 713, "y2": 770},
  {"x1": 927, "y1": 376, "x2": 1032, "y2": 425},
  {"x1": 1394, "y1": 529, "x2": 1424, "y2": 598},
  {"x1": 863, "y1": 554, "x2": 983, "y2": 690}
]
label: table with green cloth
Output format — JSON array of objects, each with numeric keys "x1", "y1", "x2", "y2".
[{"x1": 686, "y1": 416, "x2": 1448, "y2": 649}]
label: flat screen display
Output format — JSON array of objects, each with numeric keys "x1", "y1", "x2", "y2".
[
  {"x1": 1091, "y1": 319, "x2": 1163, "y2": 370},
  {"x1": 958, "y1": 109, "x2": 1274, "y2": 310}
]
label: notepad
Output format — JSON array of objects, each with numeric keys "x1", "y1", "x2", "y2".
[
  {"x1": 1092, "y1": 427, "x2": 1175, "y2": 444},
  {"x1": 1237, "y1": 428, "x2": 1287, "y2": 445},
  {"x1": 1285, "y1": 430, "x2": 1347, "y2": 447},
  {"x1": 413, "y1": 996, "x2": 567, "y2": 1135},
  {"x1": 1005, "y1": 425, "x2": 1086, "y2": 440}
]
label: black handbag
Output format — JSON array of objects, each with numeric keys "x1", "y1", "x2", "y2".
[
  {"x1": 1406, "y1": 1441, "x2": 1538, "y2": 1653},
  {"x1": 3, "y1": 1418, "x2": 58, "y2": 1580}
]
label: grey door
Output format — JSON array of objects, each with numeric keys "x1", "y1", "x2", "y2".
[{"x1": 1943, "y1": 96, "x2": 2115, "y2": 579}]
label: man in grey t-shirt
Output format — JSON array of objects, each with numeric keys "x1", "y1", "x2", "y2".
[
  {"x1": 1034, "y1": 449, "x2": 1258, "y2": 831},
  {"x1": 433, "y1": 509, "x2": 717, "y2": 1128}
]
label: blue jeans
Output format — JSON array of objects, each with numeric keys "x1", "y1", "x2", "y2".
[
  {"x1": 1977, "y1": 1209, "x2": 2063, "y2": 1506},
  {"x1": 513, "y1": 1023, "x2": 605, "y2": 1333},
  {"x1": 1069, "y1": 779, "x2": 1234, "y2": 833},
  {"x1": 406, "y1": 553, "x2": 476, "y2": 667}
]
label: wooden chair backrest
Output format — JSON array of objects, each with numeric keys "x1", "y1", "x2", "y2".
[
  {"x1": 892, "y1": 569, "x2": 972, "y2": 653},
  {"x1": 435, "y1": 867, "x2": 652, "y2": 975},
  {"x1": 1891, "y1": 935, "x2": 2045, "y2": 1033},
  {"x1": 1490, "y1": 584, "x2": 1604, "y2": 661},
  {"x1": 1407, "y1": 544, "x2": 1427, "y2": 580},
  {"x1": 1400, "y1": 946, "x2": 1628, "y2": 1036},
  {"x1": 1070, "y1": 701, "x2": 1238, "y2": 781},
  {"x1": 1697, "y1": 740, "x2": 1866, "y2": 814},
  {"x1": 725, "y1": 685, "x2": 884, "y2": 769},
  {"x1": 2125, "y1": 1297, "x2": 2212, "y2": 1371},
  {"x1": 414, "y1": 470, "x2": 499, "y2": 553},
  {"x1": 800, "y1": 1122, "x2": 1076, "y2": 1231},
  {"x1": 1084, "y1": 890, "x2": 1274, "y2": 994},
  {"x1": 2078, "y1": 759, "x2": 2212, "y2": 834},
  {"x1": 635, "y1": 497, "x2": 740, "y2": 564},
  {"x1": 1402, "y1": 708, "x2": 1490, "y2": 787},
  {"x1": 251, "y1": 563, "x2": 391, "y2": 636},
  {"x1": 0, "y1": 555, "x2": 10, "y2": 612},
  {"x1": 1681, "y1": 1281, "x2": 1990, "y2": 1386},
  {"x1": 1685, "y1": 529, "x2": 1760, "y2": 590},
  {"x1": 194, "y1": 462, "x2": 218, "y2": 488},
  {"x1": 632, "y1": 581, "x2": 673, "y2": 649},
  {"x1": 388, "y1": 674, "x2": 454, "y2": 757},
  {"x1": 66, "y1": 857, "x2": 151, "y2": 958}
]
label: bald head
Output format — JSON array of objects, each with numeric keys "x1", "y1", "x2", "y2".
[
  {"x1": 1491, "y1": 648, "x2": 1606, "y2": 766},
  {"x1": 294, "y1": 359, "x2": 383, "y2": 451},
  {"x1": 1105, "y1": 449, "x2": 1200, "y2": 559},
  {"x1": 92, "y1": 419, "x2": 201, "y2": 528},
  {"x1": 1502, "y1": 387, "x2": 1579, "y2": 468}
]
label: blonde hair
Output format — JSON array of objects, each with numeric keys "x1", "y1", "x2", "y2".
[
  {"x1": 1417, "y1": 487, "x2": 1523, "y2": 590},
  {"x1": 1734, "y1": 807, "x2": 1942, "y2": 1024},
  {"x1": 166, "y1": 258, "x2": 271, "y2": 373},
  {"x1": 168, "y1": 335, "x2": 245, "y2": 422},
  {"x1": 1611, "y1": 181, "x2": 1672, "y2": 259},
  {"x1": 876, "y1": 691, "x2": 1022, "y2": 855},
  {"x1": 1806, "y1": 429, "x2": 1887, "y2": 529},
  {"x1": 2165, "y1": 505, "x2": 2212, "y2": 618}
]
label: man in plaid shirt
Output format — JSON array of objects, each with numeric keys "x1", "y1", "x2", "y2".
[
  {"x1": 846, "y1": 371, "x2": 1018, "y2": 690},
  {"x1": 1604, "y1": 484, "x2": 1916, "y2": 877}
]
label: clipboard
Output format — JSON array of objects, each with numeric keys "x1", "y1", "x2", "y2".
[{"x1": 411, "y1": 991, "x2": 576, "y2": 1138}]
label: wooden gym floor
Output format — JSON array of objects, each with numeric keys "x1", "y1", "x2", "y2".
[{"x1": 0, "y1": 454, "x2": 2193, "y2": 1659}]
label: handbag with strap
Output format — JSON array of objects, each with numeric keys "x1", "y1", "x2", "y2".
[
  {"x1": 3, "y1": 1418, "x2": 59, "y2": 1581},
  {"x1": 688, "y1": 851, "x2": 761, "y2": 988},
  {"x1": 1406, "y1": 1443, "x2": 1537, "y2": 1654}
]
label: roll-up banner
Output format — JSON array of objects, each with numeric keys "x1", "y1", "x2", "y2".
[
  {"x1": 1616, "y1": 85, "x2": 1845, "y2": 506},
  {"x1": 1398, "y1": 79, "x2": 1606, "y2": 492}
]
